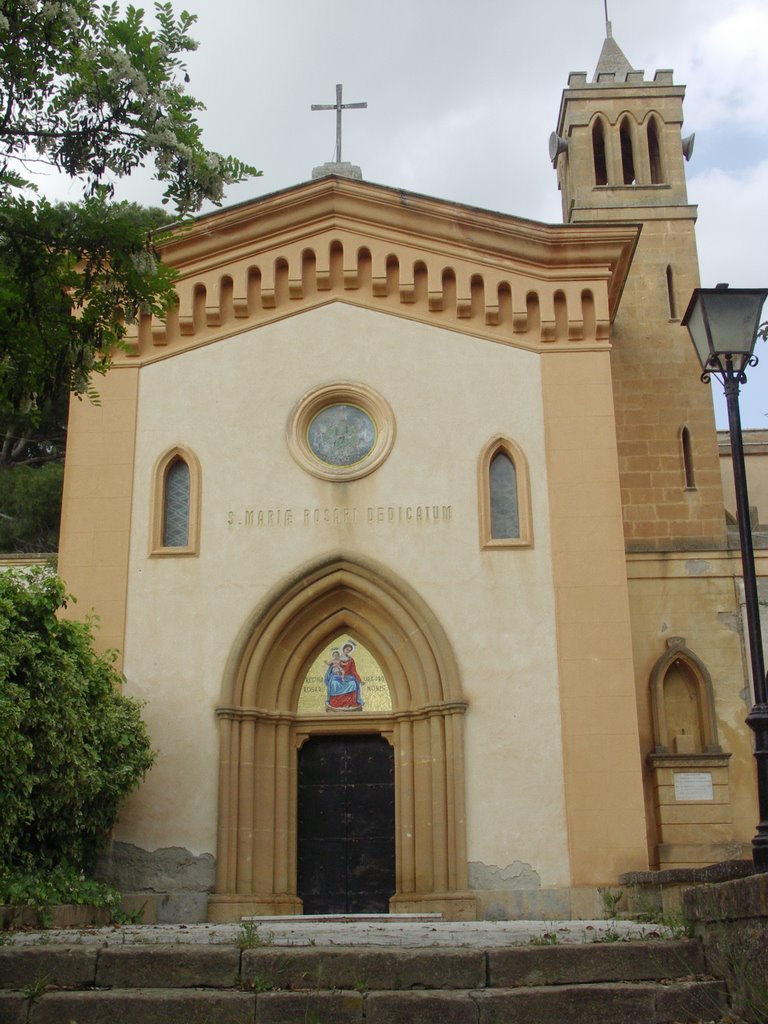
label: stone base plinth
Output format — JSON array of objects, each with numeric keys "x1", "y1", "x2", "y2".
[
  {"x1": 389, "y1": 892, "x2": 477, "y2": 921},
  {"x1": 207, "y1": 894, "x2": 303, "y2": 922}
]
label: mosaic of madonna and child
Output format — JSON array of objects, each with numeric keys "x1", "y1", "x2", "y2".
[{"x1": 297, "y1": 637, "x2": 393, "y2": 713}]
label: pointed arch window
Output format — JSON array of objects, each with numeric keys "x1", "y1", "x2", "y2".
[
  {"x1": 680, "y1": 426, "x2": 696, "y2": 490},
  {"x1": 151, "y1": 446, "x2": 201, "y2": 555},
  {"x1": 620, "y1": 117, "x2": 636, "y2": 184},
  {"x1": 648, "y1": 116, "x2": 663, "y2": 184},
  {"x1": 592, "y1": 118, "x2": 608, "y2": 186},
  {"x1": 163, "y1": 459, "x2": 190, "y2": 546},
  {"x1": 490, "y1": 451, "x2": 518, "y2": 538},
  {"x1": 666, "y1": 264, "x2": 678, "y2": 319},
  {"x1": 479, "y1": 437, "x2": 532, "y2": 548}
]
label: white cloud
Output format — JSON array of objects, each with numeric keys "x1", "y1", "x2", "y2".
[
  {"x1": 24, "y1": 1, "x2": 768, "y2": 424},
  {"x1": 678, "y1": 5, "x2": 768, "y2": 131},
  {"x1": 691, "y1": 161, "x2": 768, "y2": 287},
  {"x1": 690, "y1": 161, "x2": 768, "y2": 428}
]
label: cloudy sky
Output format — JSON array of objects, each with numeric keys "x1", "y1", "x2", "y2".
[{"x1": 47, "y1": 0, "x2": 768, "y2": 426}]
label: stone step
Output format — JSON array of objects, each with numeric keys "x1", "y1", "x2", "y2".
[
  {"x1": 0, "y1": 939, "x2": 731, "y2": 1023},
  {"x1": 0, "y1": 939, "x2": 709, "y2": 989},
  {"x1": 0, "y1": 980, "x2": 731, "y2": 1024}
]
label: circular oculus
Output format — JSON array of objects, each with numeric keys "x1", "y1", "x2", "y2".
[
  {"x1": 307, "y1": 404, "x2": 377, "y2": 466},
  {"x1": 287, "y1": 383, "x2": 395, "y2": 482}
]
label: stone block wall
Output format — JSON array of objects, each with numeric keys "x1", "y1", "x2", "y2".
[{"x1": 682, "y1": 872, "x2": 768, "y2": 1023}]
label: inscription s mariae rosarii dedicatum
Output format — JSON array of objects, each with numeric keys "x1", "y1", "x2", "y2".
[{"x1": 226, "y1": 505, "x2": 453, "y2": 527}]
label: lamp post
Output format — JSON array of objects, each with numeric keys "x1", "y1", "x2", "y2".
[{"x1": 682, "y1": 283, "x2": 768, "y2": 871}]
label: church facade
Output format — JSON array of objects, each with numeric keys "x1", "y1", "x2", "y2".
[{"x1": 57, "y1": 35, "x2": 764, "y2": 922}]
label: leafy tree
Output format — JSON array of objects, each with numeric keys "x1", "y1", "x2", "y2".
[
  {"x1": 0, "y1": 2, "x2": 258, "y2": 551},
  {"x1": 0, "y1": 198, "x2": 181, "y2": 426},
  {"x1": 0, "y1": 0, "x2": 259, "y2": 420},
  {"x1": 0, "y1": 567, "x2": 155, "y2": 872},
  {"x1": 1, "y1": 380, "x2": 69, "y2": 552},
  {"x1": 1, "y1": 384, "x2": 69, "y2": 472},
  {"x1": 0, "y1": 462, "x2": 63, "y2": 551}
]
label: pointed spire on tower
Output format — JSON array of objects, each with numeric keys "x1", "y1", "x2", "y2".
[
  {"x1": 593, "y1": 2, "x2": 635, "y2": 82},
  {"x1": 592, "y1": 31, "x2": 635, "y2": 82}
]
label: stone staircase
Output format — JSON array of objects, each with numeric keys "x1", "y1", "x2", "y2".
[{"x1": 0, "y1": 937, "x2": 731, "y2": 1023}]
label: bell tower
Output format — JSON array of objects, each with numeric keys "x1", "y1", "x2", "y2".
[{"x1": 552, "y1": 27, "x2": 726, "y2": 551}]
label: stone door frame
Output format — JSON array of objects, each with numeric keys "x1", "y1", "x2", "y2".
[{"x1": 209, "y1": 556, "x2": 475, "y2": 921}]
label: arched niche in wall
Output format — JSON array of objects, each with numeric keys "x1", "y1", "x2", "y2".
[
  {"x1": 646, "y1": 637, "x2": 736, "y2": 871},
  {"x1": 649, "y1": 637, "x2": 721, "y2": 755}
]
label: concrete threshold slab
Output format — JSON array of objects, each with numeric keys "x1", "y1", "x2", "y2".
[
  {"x1": 6, "y1": 918, "x2": 672, "y2": 948},
  {"x1": 242, "y1": 913, "x2": 443, "y2": 923}
]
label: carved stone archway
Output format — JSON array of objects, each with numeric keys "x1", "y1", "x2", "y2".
[{"x1": 208, "y1": 557, "x2": 475, "y2": 921}]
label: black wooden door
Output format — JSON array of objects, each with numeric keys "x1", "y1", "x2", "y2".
[{"x1": 297, "y1": 735, "x2": 395, "y2": 914}]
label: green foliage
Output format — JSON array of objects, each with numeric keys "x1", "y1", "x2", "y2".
[
  {"x1": 592, "y1": 925, "x2": 624, "y2": 942},
  {"x1": 247, "y1": 974, "x2": 275, "y2": 993},
  {"x1": 0, "y1": 863, "x2": 121, "y2": 923},
  {"x1": 597, "y1": 886, "x2": 625, "y2": 919},
  {"x1": 631, "y1": 903, "x2": 693, "y2": 939},
  {"x1": 1, "y1": 385, "x2": 69, "y2": 471},
  {"x1": 111, "y1": 902, "x2": 146, "y2": 924},
  {"x1": 529, "y1": 927, "x2": 561, "y2": 945},
  {"x1": 0, "y1": 197, "x2": 178, "y2": 418},
  {"x1": 0, "y1": 567, "x2": 155, "y2": 872},
  {"x1": 0, "y1": 463, "x2": 63, "y2": 551},
  {"x1": 21, "y1": 972, "x2": 50, "y2": 1007},
  {"x1": 0, "y1": 2, "x2": 258, "y2": 210},
  {"x1": 0, "y1": 1, "x2": 259, "y2": 420},
  {"x1": 237, "y1": 920, "x2": 274, "y2": 949}
]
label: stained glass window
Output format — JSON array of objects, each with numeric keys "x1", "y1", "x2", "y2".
[
  {"x1": 307, "y1": 404, "x2": 376, "y2": 467},
  {"x1": 163, "y1": 458, "x2": 190, "y2": 547},
  {"x1": 489, "y1": 450, "x2": 519, "y2": 540}
]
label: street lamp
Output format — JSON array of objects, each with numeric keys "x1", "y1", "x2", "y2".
[{"x1": 682, "y1": 283, "x2": 768, "y2": 872}]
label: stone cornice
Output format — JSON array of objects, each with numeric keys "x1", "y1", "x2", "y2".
[{"x1": 121, "y1": 176, "x2": 639, "y2": 364}]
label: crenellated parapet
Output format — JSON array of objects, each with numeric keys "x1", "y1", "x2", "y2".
[
  {"x1": 120, "y1": 176, "x2": 639, "y2": 364},
  {"x1": 554, "y1": 61, "x2": 692, "y2": 218}
]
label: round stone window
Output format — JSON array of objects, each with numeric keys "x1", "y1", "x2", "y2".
[
  {"x1": 307, "y1": 404, "x2": 376, "y2": 467},
  {"x1": 288, "y1": 383, "x2": 395, "y2": 481}
]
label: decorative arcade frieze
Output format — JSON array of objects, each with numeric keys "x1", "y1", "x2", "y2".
[{"x1": 118, "y1": 178, "x2": 637, "y2": 363}]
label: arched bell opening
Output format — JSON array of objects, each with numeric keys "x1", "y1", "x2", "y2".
[{"x1": 209, "y1": 556, "x2": 474, "y2": 921}]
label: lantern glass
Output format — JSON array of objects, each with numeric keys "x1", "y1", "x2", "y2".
[{"x1": 682, "y1": 287, "x2": 767, "y2": 373}]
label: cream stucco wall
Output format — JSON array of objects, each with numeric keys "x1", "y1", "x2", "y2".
[{"x1": 117, "y1": 303, "x2": 572, "y2": 887}]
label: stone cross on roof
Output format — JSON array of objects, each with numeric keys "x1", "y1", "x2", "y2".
[{"x1": 311, "y1": 84, "x2": 367, "y2": 165}]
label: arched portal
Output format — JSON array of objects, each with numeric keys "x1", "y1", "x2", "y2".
[{"x1": 208, "y1": 557, "x2": 475, "y2": 921}]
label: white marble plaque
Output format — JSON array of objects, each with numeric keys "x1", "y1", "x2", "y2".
[{"x1": 673, "y1": 772, "x2": 714, "y2": 801}]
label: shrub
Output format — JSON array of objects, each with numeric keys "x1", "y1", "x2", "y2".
[
  {"x1": 0, "y1": 863, "x2": 121, "y2": 924},
  {"x1": 0, "y1": 567, "x2": 154, "y2": 872}
]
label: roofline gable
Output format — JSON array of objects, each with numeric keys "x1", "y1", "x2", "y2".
[{"x1": 122, "y1": 176, "x2": 640, "y2": 363}]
